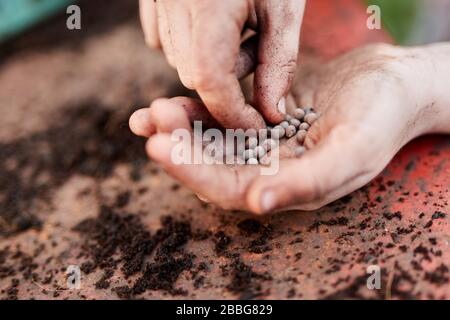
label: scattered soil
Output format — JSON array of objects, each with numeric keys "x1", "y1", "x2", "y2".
[
  {"x1": 226, "y1": 256, "x2": 272, "y2": 300},
  {"x1": 308, "y1": 217, "x2": 349, "y2": 232},
  {"x1": 1, "y1": 0, "x2": 449, "y2": 301},
  {"x1": 74, "y1": 207, "x2": 200, "y2": 297},
  {"x1": 237, "y1": 219, "x2": 274, "y2": 254}
]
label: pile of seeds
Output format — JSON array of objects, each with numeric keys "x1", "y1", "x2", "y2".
[{"x1": 243, "y1": 107, "x2": 319, "y2": 165}]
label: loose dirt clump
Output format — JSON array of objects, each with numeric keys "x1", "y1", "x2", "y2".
[{"x1": 74, "y1": 207, "x2": 203, "y2": 298}]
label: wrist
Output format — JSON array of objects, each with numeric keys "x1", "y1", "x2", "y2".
[{"x1": 398, "y1": 43, "x2": 450, "y2": 136}]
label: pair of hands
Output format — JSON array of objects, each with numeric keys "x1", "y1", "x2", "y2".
[{"x1": 130, "y1": 43, "x2": 446, "y2": 213}]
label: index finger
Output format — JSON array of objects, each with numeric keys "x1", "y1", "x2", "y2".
[{"x1": 190, "y1": 1, "x2": 266, "y2": 130}]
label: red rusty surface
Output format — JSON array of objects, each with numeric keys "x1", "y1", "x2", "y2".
[
  {"x1": 0, "y1": 1, "x2": 448, "y2": 300},
  {"x1": 302, "y1": 0, "x2": 393, "y2": 59}
]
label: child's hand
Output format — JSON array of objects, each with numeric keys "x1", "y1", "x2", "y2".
[
  {"x1": 130, "y1": 43, "x2": 448, "y2": 213},
  {"x1": 139, "y1": 0, "x2": 306, "y2": 130}
]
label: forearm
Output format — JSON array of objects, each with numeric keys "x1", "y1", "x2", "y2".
[{"x1": 403, "y1": 43, "x2": 450, "y2": 135}]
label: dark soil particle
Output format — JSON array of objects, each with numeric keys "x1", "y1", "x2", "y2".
[
  {"x1": 115, "y1": 191, "x2": 131, "y2": 208},
  {"x1": 308, "y1": 217, "x2": 349, "y2": 233},
  {"x1": 237, "y1": 219, "x2": 274, "y2": 254},
  {"x1": 95, "y1": 268, "x2": 114, "y2": 289},
  {"x1": 287, "y1": 288, "x2": 296, "y2": 298},
  {"x1": 383, "y1": 211, "x2": 402, "y2": 221},
  {"x1": 431, "y1": 211, "x2": 446, "y2": 220},
  {"x1": 131, "y1": 253, "x2": 194, "y2": 296},
  {"x1": 423, "y1": 264, "x2": 449, "y2": 285},
  {"x1": 193, "y1": 275, "x2": 206, "y2": 289},
  {"x1": 74, "y1": 205, "x2": 155, "y2": 277},
  {"x1": 237, "y1": 219, "x2": 263, "y2": 235},
  {"x1": 413, "y1": 244, "x2": 432, "y2": 262},
  {"x1": 323, "y1": 273, "x2": 377, "y2": 299},
  {"x1": 4, "y1": 278, "x2": 20, "y2": 300},
  {"x1": 214, "y1": 231, "x2": 232, "y2": 256}
]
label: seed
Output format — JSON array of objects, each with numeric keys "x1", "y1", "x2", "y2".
[
  {"x1": 285, "y1": 114, "x2": 293, "y2": 121},
  {"x1": 280, "y1": 121, "x2": 290, "y2": 129},
  {"x1": 299, "y1": 122, "x2": 310, "y2": 131},
  {"x1": 245, "y1": 136, "x2": 258, "y2": 149},
  {"x1": 285, "y1": 125, "x2": 297, "y2": 138},
  {"x1": 296, "y1": 130, "x2": 307, "y2": 143},
  {"x1": 293, "y1": 108, "x2": 305, "y2": 120},
  {"x1": 271, "y1": 126, "x2": 285, "y2": 139},
  {"x1": 243, "y1": 149, "x2": 255, "y2": 160},
  {"x1": 262, "y1": 139, "x2": 277, "y2": 152},
  {"x1": 289, "y1": 118, "x2": 301, "y2": 128},
  {"x1": 247, "y1": 158, "x2": 259, "y2": 165},
  {"x1": 304, "y1": 113, "x2": 318, "y2": 125},
  {"x1": 294, "y1": 146, "x2": 306, "y2": 157},
  {"x1": 254, "y1": 146, "x2": 266, "y2": 159}
]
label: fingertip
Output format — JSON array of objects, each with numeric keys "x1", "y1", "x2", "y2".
[
  {"x1": 129, "y1": 108, "x2": 154, "y2": 137},
  {"x1": 253, "y1": 81, "x2": 287, "y2": 124},
  {"x1": 150, "y1": 98, "x2": 192, "y2": 132}
]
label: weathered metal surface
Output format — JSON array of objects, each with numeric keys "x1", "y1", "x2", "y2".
[{"x1": 0, "y1": 1, "x2": 448, "y2": 300}]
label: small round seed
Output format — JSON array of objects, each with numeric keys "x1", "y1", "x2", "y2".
[
  {"x1": 245, "y1": 136, "x2": 258, "y2": 149},
  {"x1": 280, "y1": 121, "x2": 290, "y2": 129},
  {"x1": 299, "y1": 122, "x2": 310, "y2": 131},
  {"x1": 304, "y1": 113, "x2": 318, "y2": 125},
  {"x1": 247, "y1": 158, "x2": 259, "y2": 165},
  {"x1": 243, "y1": 149, "x2": 255, "y2": 160},
  {"x1": 285, "y1": 114, "x2": 293, "y2": 121},
  {"x1": 296, "y1": 130, "x2": 307, "y2": 143},
  {"x1": 259, "y1": 156, "x2": 271, "y2": 166},
  {"x1": 271, "y1": 126, "x2": 285, "y2": 139},
  {"x1": 293, "y1": 108, "x2": 305, "y2": 120},
  {"x1": 303, "y1": 106, "x2": 313, "y2": 114},
  {"x1": 294, "y1": 146, "x2": 306, "y2": 157},
  {"x1": 259, "y1": 128, "x2": 269, "y2": 140},
  {"x1": 262, "y1": 139, "x2": 277, "y2": 152},
  {"x1": 254, "y1": 146, "x2": 266, "y2": 159},
  {"x1": 285, "y1": 125, "x2": 297, "y2": 138},
  {"x1": 289, "y1": 118, "x2": 301, "y2": 128}
]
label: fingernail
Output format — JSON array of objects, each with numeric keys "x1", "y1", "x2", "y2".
[
  {"x1": 277, "y1": 97, "x2": 286, "y2": 114},
  {"x1": 196, "y1": 193, "x2": 210, "y2": 203},
  {"x1": 260, "y1": 189, "x2": 277, "y2": 214}
]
